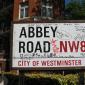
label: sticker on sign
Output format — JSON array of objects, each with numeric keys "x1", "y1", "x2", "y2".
[{"x1": 12, "y1": 23, "x2": 85, "y2": 68}]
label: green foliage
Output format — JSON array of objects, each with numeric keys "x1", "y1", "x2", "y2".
[
  {"x1": 65, "y1": 1, "x2": 85, "y2": 19},
  {"x1": 0, "y1": 71, "x2": 18, "y2": 75},
  {"x1": 0, "y1": 72, "x2": 79, "y2": 85},
  {"x1": 25, "y1": 73, "x2": 79, "y2": 85}
]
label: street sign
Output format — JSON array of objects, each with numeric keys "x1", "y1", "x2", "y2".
[{"x1": 12, "y1": 23, "x2": 85, "y2": 68}]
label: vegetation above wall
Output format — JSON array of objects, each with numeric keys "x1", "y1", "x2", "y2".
[
  {"x1": 65, "y1": 1, "x2": 85, "y2": 19},
  {"x1": 0, "y1": 71, "x2": 79, "y2": 85}
]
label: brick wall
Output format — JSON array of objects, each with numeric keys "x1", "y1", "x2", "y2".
[{"x1": 13, "y1": 0, "x2": 64, "y2": 22}]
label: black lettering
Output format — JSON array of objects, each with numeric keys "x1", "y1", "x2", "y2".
[
  {"x1": 36, "y1": 27, "x2": 43, "y2": 37},
  {"x1": 44, "y1": 41, "x2": 50, "y2": 52},
  {"x1": 28, "y1": 27, "x2": 35, "y2": 37},
  {"x1": 27, "y1": 41, "x2": 33, "y2": 53},
  {"x1": 51, "y1": 26, "x2": 57, "y2": 37},
  {"x1": 44, "y1": 27, "x2": 50, "y2": 37},
  {"x1": 35, "y1": 41, "x2": 42, "y2": 52},
  {"x1": 19, "y1": 42, "x2": 25, "y2": 53},
  {"x1": 19, "y1": 27, "x2": 27, "y2": 38}
]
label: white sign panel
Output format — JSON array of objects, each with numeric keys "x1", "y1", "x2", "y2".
[{"x1": 12, "y1": 23, "x2": 85, "y2": 68}]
